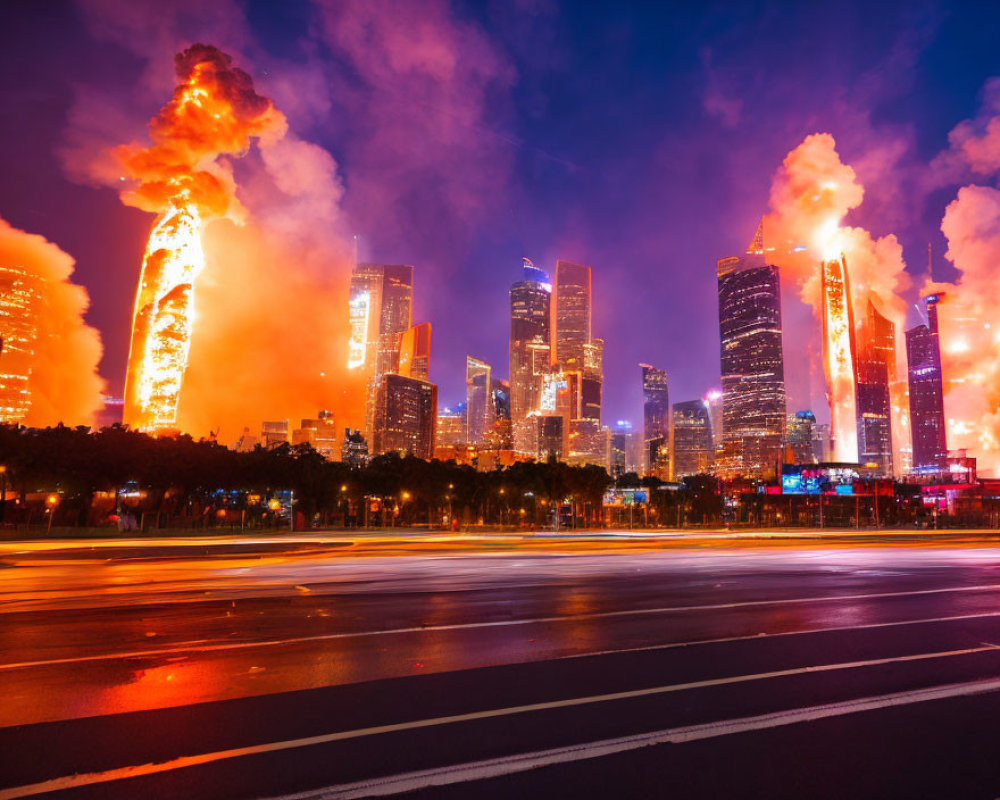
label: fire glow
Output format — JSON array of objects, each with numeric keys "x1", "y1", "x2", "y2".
[{"x1": 119, "y1": 45, "x2": 286, "y2": 432}]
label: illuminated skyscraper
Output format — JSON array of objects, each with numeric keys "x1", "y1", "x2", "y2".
[
  {"x1": 348, "y1": 263, "x2": 413, "y2": 439},
  {"x1": 609, "y1": 421, "x2": 638, "y2": 479},
  {"x1": 399, "y1": 322, "x2": 431, "y2": 382},
  {"x1": 466, "y1": 356, "x2": 492, "y2": 444},
  {"x1": 821, "y1": 256, "x2": 859, "y2": 463},
  {"x1": 906, "y1": 294, "x2": 948, "y2": 472},
  {"x1": 856, "y1": 299, "x2": 894, "y2": 475},
  {"x1": 509, "y1": 259, "x2": 551, "y2": 452},
  {"x1": 372, "y1": 373, "x2": 436, "y2": 460},
  {"x1": 552, "y1": 260, "x2": 591, "y2": 371},
  {"x1": 0, "y1": 266, "x2": 44, "y2": 424},
  {"x1": 435, "y1": 406, "x2": 467, "y2": 448},
  {"x1": 673, "y1": 400, "x2": 714, "y2": 478},
  {"x1": 786, "y1": 410, "x2": 818, "y2": 465},
  {"x1": 641, "y1": 364, "x2": 671, "y2": 479},
  {"x1": 716, "y1": 229, "x2": 786, "y2": 480}
]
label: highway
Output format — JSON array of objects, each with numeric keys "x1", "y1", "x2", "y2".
[{"x1": 1, "y1": 530, "x2": 1000, "y2": 798}]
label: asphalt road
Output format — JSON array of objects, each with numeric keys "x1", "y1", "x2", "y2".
[{"x1": 2, "y1": 530, "x2": 1000, "y2": 798}]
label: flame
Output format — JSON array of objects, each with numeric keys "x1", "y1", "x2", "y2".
[
  {"x1": 118, "y1": 45, "x2": 286, "y2": 432},
  {"x1": 821, "y1": 256, "x2": 859, "y2": 462},
  {"x1": 123, "y1": 203, "x2": 205, "y2": 429}
]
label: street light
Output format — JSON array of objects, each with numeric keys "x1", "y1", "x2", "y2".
[{"x1": 46, "y1": 493, "x2": 59, "y2": 534}]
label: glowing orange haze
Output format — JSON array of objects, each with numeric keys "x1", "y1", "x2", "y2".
[{"x1": 116, "y1": 44, "x2": 364, "y2": 442}]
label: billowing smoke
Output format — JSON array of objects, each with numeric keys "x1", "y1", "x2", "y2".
[
  {"x1": 765, "y1": 133, "x2": 910, "y2": 327},
  {"x1": 0, "y1": 215, "x2": 105, "y2": 426},
  {"x1": 115, "y1": 43, "x2": 287, "y2": 219},
  {"x1": 114, "y1": 44, "x2": 362, "y2": 441}
]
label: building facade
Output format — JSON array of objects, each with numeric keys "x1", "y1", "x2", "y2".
[
  {"x1": 465, "y1": 356, "x2": 492, "y2": 444},
  {"x1": 398, "y1": 322, "x2": 431, "y2": 382},
  {"x1": 906, "y1": 294, "x2": 948, "y2": 473},
  {"x1": 716, "y1": 235, "x2": 786, "y2": 480},
  {"x1": 0, "y1": 266, "x2": 44, "y2": 424},
  {"x1": 673, "y1": 400, "x2": 714, "y2": 478},
  {"x1": 856, "y1": 299, "x2": 894, "y2": 475},
  {"x1": 641, "y1": 364, "x2": 671, "y2": 479},
  {"x1": 509, "y1": 260, "x2": 552, "y2": 454},
  {"x1": 372, "y1": 374, "x2": 437, "y2": 460},
  {"x1": 552, "y1": 260, "x2": 591, "y2": 371}
]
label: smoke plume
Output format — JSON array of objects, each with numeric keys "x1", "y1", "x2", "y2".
[{"x1": 0, "y1": 215, "x2": 105, "y2": 426}]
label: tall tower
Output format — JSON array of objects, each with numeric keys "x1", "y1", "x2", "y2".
[
  {"x1": 0, "y1": 266, "x2": 44, "y2": 424},
  {"x1": 465, "y1": 356, "x2": 492, "y2": 444},
  {"x1": 552, "y1": 260, "x2": 591, "y2": 371},
  {"x1": 906, "y1": 294, "x2": 948, "y2": 472},
  {"x1": 716, "y1": 223, "x2": 786, "y2": 479},
  {"x1": 372, "y1": 373, "x2": 436, "y2": 460},
  {"x1": 820, "y1": 255, "x2": 859, "y2": 463},
  {"x1": 347, "y1": 263, "x2": 413, "y2": 441},
  {"x1": 673, "y1": 400, "x2": 714, "y2": 478},
  {"x1": 856, "y1": 299, "x2": 894, "y2": 475},
  {"x1": 641, "y1": 364, "x2": 671, "y2": 479},
  {"x1": 509, "y1": 259, "x2": 551, "y2": 453}
]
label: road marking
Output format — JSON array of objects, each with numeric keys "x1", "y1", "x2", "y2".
[
  {"x1": 4, "y1": 581, "x2": 1000, "y2": 670},
  {"x1": 0, "y1": 646, "x2": 994, "y2": 799},
  {"x1": 277, "y1": 676, "x2": 1000, "y2": 799}
]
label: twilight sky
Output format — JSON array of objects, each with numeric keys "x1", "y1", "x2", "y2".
[{"x1": 1, "y1": 0, "x2": 997, "y2": 428}]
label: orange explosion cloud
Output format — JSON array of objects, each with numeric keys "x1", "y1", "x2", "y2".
[{"x1": 0, "y1": 215, "x2": 104, "y2": 427}]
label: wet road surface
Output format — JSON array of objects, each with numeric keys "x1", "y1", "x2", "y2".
[{"x1": 1, "y1": 531, "x2": 1000, "y2": 798}]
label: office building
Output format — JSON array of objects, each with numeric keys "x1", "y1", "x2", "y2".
[
  {"x1": 261, "y1": 420, "x2": 289, "y2": 450},
  {"x1": 398, "y1": 322, "x2": 431, "y2": 382},
  {"x1": 465, "y1": 356, "x2": 492, "y2": 444},
  {"x1": 552, "y1": 260, "x2": 591, "y2": 371},
  {"x1": 673, "y1": 400, "x2": 714, "y2": 478},
  {"x1": 510, "y1": 259, "x2": 552, "y2": 453},
  {"x1": 856, "y1": 299, "x2": 894, "y2": 475},
  {"x1": 641, "y1": 364, "x2": 671, "y2": 479},
  {"x1": 906, "y1": 294, "x2": 948, "y2": 472},
  {"x1": 820, "y1": 255, "x2": 859, "y2": 463},
  {"x1": 0, "y1": 266, "x2": 44, "y2": 424},
  {"x1": 372, "y1": 373, "x2": 437, "y2": 460},
  {"x1": 716, "y1": 225, "x2": 786, "y2": 479}
]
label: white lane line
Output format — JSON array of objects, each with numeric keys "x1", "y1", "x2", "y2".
[
  {"x1": 0, "y1": 645, "x2": 994, "y2": 800},
  {"x1": 4, "y1": 581, "x2": 1000, "y2": 671},
  {"x1": 280, "y1": 676, "x2": 1000, "y2": 799}
]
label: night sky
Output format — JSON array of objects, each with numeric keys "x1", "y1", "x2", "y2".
[{"x1": 1, "y1": 0, "x2": 996, "y2": 427}]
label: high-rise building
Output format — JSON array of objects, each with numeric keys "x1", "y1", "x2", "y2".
[
  {"x1": 348, "y1": 263, "x2": 414, "y2": 439},
  {"x1": 399, "y1": 322, "x2": 431, "y2": 382},
  {"x1": 435, "y1": 406, "x2": 466, "y2": 448},
  {"x1": 786, "y1": 410, "x2": 818, "y2": 465},
  {"x1": 465, "y1": 356, "x2": 492, "y2": 444},
  {"x1": 294, "y1": 410, "x2": 339, "y2": 459},
  {"x1": 820, "y1": 256, "x2": 859, "y2": 463},
  {"x1": 372, "y1": 373, "x2": 436, "y2": 460},
  {"x1": 716, "y1": 226, "x2": 786, "y2": 480},
  {"x1": 552, "y1": 260, "x2": 591, "y2": 371},
  {"x1": 509, "y1": 259, "x2": 552, "y2": 453},
  {"x1": 906, "y1": 294, "x2": 948, "y2": 472},
  {"x1": 609, "y1": 421, "x2": 638, "y2": 479},
  {"x1": 641, "y1": 364, "x2": 671, "y2": 479},
  {"x1": 261, "y1": 420, "x2": 289, "y2": 450},
  {"x1": 673, "y1": 400, "x2": 714, "y2": 478},
  {"x1": 856, "y1": 299, "x2": 894, "y2": 475},
  {"x1": 0, "y1": 266, "x2": 44, "y2": 424},
  {"x1": 533, "y1": 413, "x2": 566, "y2": 461}
]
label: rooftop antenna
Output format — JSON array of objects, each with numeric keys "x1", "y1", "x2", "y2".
[{"x1": 747, "y1": 217, "x2": 764, "y2": 255}]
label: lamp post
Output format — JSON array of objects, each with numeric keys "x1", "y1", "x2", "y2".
[{"x1": 46, "y1": 493, "x2": 59, "y2": 535}]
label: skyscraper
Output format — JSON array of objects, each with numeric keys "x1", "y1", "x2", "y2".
[
  {"x1": 717, "y1": 226, "x2": 786, "y2": 480},
  {"x1": 552, "y1": 260, "x2": 591, "y2": 371},
  {"x1": 641, "y1": 364, "x2": 671, "y2": 479},
  {"x1": 0, "y1": 266, "x2": 43, "y2": 424},
  {"x1": 673, "y1": 400, "x2": 714, "y2": 478},
  {"x1": 465, "y1": 356, "x2": 492, "y2": 444},
  {"x1": 786, "y1": 410, "x2": 818, "y2": 465},
  {"x1": 509, "y1": 259, "x2": 551, "y2": 453},
  {"x1": 348, "y1": 263, "x2": 413, "y2": 439},
  {"x1": 906, "y1": 294, "x2": 948, "y2": 472},
  {"x1": 372, "y1": 373, "x2": 436, "y2": 460},
  {"x1": 609, "y1": 421, "x2": 638, "y2": 479},
  {"x1": 821, "y1": 255, "x2": 859, "y2": 463},
  {"x1": 856, "y1": 299, "x2": 894, "y2": 475},
  {"x1": 399, "y1": 322, "x2": 431, "y2": 382}
]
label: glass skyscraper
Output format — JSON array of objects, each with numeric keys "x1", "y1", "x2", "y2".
[
  {"x1": 672, "y1": 400, "x2": 714, "y2": 478},
  {"x1": 716, "y1": 232, "x2": 786, "y2": 480},
  {"x1": 553, "y1": 260, "x2": 591, "y2": 371},
  {"x1": 509, "y1": 260, "x2": 551, "y2": 453},
  {"x1": 372, "y1": 373, "x2": 437, "y2": 460},
  {"x1": 465, "y1": 356, "x2": 492, "y2": 444},
  {"x1": 906, "y1": 294, "x2": 948, "y2": 472},
  {"x1": 856, "y1": 299, "x2": 894, "y2": 475},
  {"x1": 641, "y1": 364, "x2": 671, "y2": 479}
]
